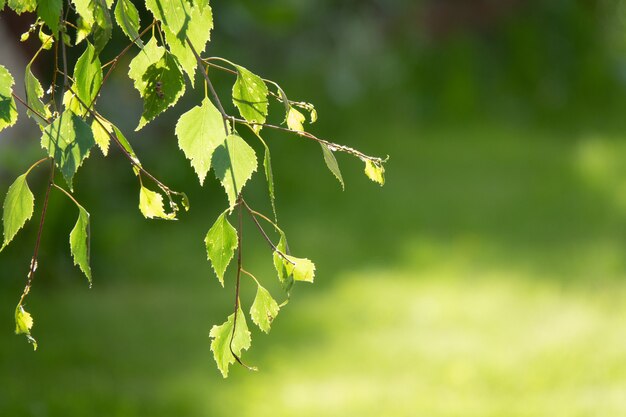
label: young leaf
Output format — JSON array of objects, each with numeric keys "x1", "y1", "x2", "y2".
[
  {"x1": 41, "y1": 111, "x2": 96, "y2": 190},
  {"x1": 162, "y1": 3, "x2": 213, "y2": 80},
  {"x1": 70, "y1": 205, "x2": 92, "y2": 285},
  {"x1": 7, "y1": 0, "x2": 36, "y2": 14},
  {"x1": 209, "y1": 308, "x2": 252, "y2": 378},
  {"x1": 91, "y1": 117, "x2": 112, "y2": 156},
  {"x1": 128, "y1": 38, "x2": 186, "y2": 130},
  {"x1": 37, "y1": 0, "x2": 62, "y2": 33},
  {"x1": 74, "y1": 42, "x2": 103, "y2": 113},
  {"x1": 175, "y1": 97, "x2": 228, "y2": 185},
  {"x1": 139, "y1": 185, "x2": 175, "y2": 220},
  {"x1": 286, "y1": 106, "x2": 305, "y2": 132},
  {"x1": 1, "y1": 174, "x2": 34, "y2": 251},
  {"x1": 232, "y1": 65, "x2": 269, "y2": 126},
  {"x1": 212, "y1": 134, "x2": 258, "y2": 208},
  {"x1": 204, "y1": 210, "x2": 238, "y2": 286},
  {"x1": 145, "y1": 0, "x2": 191, "y2": 39},
  {"x1": 25, "y1": 64, "x2": 51, "y2": 126},
  {"x1": 364, "y1": 160, "x2": 385, "y2": 186},
  {"x1": 0, "y1": 65, "x2": 18, "y2": 133},
  {"x1": 284, "y1": 255, "x2": 315, "y2": 283},
  {"x1": 250, "y1": 285, "x2": 280, "y2": 333},
  {"x1": 114, "y1": 0, "x2": 143, "y2": 47},
  {"x1": 272, "y1": 231, "x2": 293, "y2": 291},
  {"x1": 320, "y1": 143, "x2": 344, "y2": 190},
  {"x1": 15, "y1": 305, "x2": 37, "y2": 350}
]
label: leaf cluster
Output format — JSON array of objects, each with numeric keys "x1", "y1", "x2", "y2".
[{"x1": 0, "y1": 0, "x2": 387, "y2": 376}]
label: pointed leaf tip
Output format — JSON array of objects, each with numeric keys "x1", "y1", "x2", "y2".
[
  {"x1": 205, "y1": 211, "x2": 238, "y2": 286},
  {"x1": 209, "y1": 308, "x2": 252, "y2": 378}
]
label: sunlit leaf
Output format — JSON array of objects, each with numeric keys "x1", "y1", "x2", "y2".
[
  {"x1": 15, "y1": 305, "x2": 37, "y2": 350},
  {"x1": 0, "y1": 65, "x2": 18, "y2": 133},
  {"x1": 128, "y1": 37, "x2": 185, "y2": 130},
  {"x1": 204, "y1": 210, "x2": 238, "y2": 286},
  {"x1": 41, "y1": 111, "x2": 95, "y2": 190},
  {"x1": 320, "y1": 143, "x2": 344, "y2": 190},
  {"x1": 7, "y1": 0, "x2": 36, "y2": 14},
  {"x1": 114, "y1": 0, "x2": 143, "y2": 47},
  {"x1": 212, "y1": 134, "x2": 258, "y2": 208},
  {"x1": 139, "y1": 185, "x2": 176, "y2": 220},
  {"x1": 72, "y1": 0, "x2": 95, "y2": 26},
  {"x1": 209, "y1": 308, "x2": 252, "y2": 378},
  {"x1": 70, "y1": 205, "x2": 92, "y2": 285},
  {"x1": 175, "y1": 97, "x2": 227, "y2": 185},
  {"x1": 284, "y1": 255, "x2": 315, "y2": 283},
  {"x1": 38, "y1": 28, "x2": 54, "y2": 50},
  {"x1": 250, "y1": 285, "x2": 280, "y2": 333},
  {"x1": 272, "y1": 231, "x2": 293, "y2": 291},
  {"x1": 1, "y1": 174, "x2": 34, "y2": 251},
  {"x1": 232, "y1": 65, "x2": 269, "y2": 127},
  {"x1": 37, "y1": 0, "x2": 62, "y2": 33},
  {"x1": 286, "y1": 106, "x2": 305, "y2": 132},
  {"x1": 163, "y1": 3, "x2": 213, "y2": 80},
  {"x1": 364, "y1": 160, "x2": 385, "y2": 186},
  {"x1": 91, "y1": 117, "x2": 112, "y2": 156},
  {"x1": 25, "y1": 64, "x2": 52, "y2": 126},
  {"x1": 73, "y1": 42, "x2": 103, "y2": 114},
  {"x1": 145, "y1": 0, "x2": 191, "y2": 38}
]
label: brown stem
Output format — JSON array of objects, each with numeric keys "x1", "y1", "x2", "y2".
[{"x1": 19, "y1": 160, "x2": 55, "y2": 306}]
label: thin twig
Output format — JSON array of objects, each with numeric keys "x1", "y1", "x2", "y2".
[
  {"x1": 18, "y1": 160, "x2": 55, "y2": 306},
  {"x1": 186, "y1": 38, "x2": 230, "y2": 133},
  {"x1": 241, "y1": 199, "x2": 293, "y2": 264},
  {"x1": 229, "y1": 195, "x2": 256, "y2": 371},
  {"x1": 11, "y1": 93, "x2": 51, "y2": 124},
  {"x1": 88, "y1": 21, "x2": 156, "y2": 112}
]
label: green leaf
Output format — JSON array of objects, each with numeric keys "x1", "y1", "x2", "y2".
[
  {"x1": 0, "y1": 65, "x2": 18, "y2": 133},
  {"x1": 7, "y1": 0, "x2": 36, "y2": 14},
  {"x1": 74, "y1": 42, "x2": 103, "y2": 114},
  {"x1": 113, "y1": 125, "x2": 141, "y2": 173},
  {"x1": 91, "y1": 117, "x2": 112, "y2": 156},
  {"x1": 70, "y1": 205, "x2": 92, "y2": 285},
  {"x1": 209, "y1": 308, "x2": 252, "y2": 378},
  {"x1": 175, "y1": 97, "x2": 227, "y2": 185},
  {"x1": 162, "y1": 3, "x2": 213, "y2": 80},
  {"x1": 212, "y1": 134, "x2": 258, "y2": 208},
  {"x1": 75, "y1": 16, "x2": 93, "y2": 45},
  {"x1": 139, "y1": 185, "x2": 175, "y2": 220},
  {"x1": 320, "y1": 143, "x2": 344, "y2": 190},
  {"x1": 25, "y1": 64, "x2": 52, "y2": 126},
  {"x1": 15, "y1": 305, "x2": 37, "y2": 350},
  {"x1": 41, "y1": 112, "x2": 95, "y2": 190},
  {"x1": 250, "y1": 285, "x2": 280, "y2": 333},
  {"x1": 114, "y1": 0, "x2": 143, "y2": 47},
  {"x1": 364, "y1": 160, "x2": 385, "y2": 186},
  {"x1": 1, "y1": 174, "x2": 34, "y2": 251},
  {"x1": 272, "y1": 231, "x2": 293, "y2": 292},
  {"x1": 37, "y1": 0, "x2": 62, "y2": 33},
  {"x1": 72, "y1": 0, "x2": 95, "y2": 26},
  {"x1": 284, "y1": 255, "x2": 315, "y2": 283},
  {"x1": 145, "y1": 0, "x2": 191, "y2": 39},
  {"x1": 204, "y1": 210, "x2": 238, "y2": 286},
  {"x1": 128, "y1": 37, "x2": 186, "y2": 130},
  {"x1": 93, "y1": 0, "x2": 113, "y2": 54},
  {"x1": 38, "y1": 28, "x2": 54, "y2": 50},
  {"x1": 286, "y1": 106, "x2": 305, "y2": 131},
  {"x1": 260, "y1": 138, "x2": 277, "y2": 220},
  {"x1": 232, "y1": 65, "x2": 269, "y2": 126}
]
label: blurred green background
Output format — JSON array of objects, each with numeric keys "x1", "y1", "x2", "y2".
[{"x1": 3, "y1": 0, "x2": 626, "y2": 415}]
